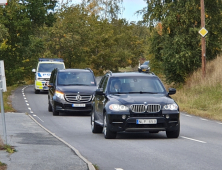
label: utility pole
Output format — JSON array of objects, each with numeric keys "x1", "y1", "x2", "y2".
[{"x1": 200, "y1": 0, "x2": 206, "y2": 78}]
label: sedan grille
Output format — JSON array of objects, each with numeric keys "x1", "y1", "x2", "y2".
[
  {"x1": 130, "y1": 104, "x2": 161, "y2": 113},
  {"x1": 65, "y1": 94, "x2": 92, "y2": 103}
]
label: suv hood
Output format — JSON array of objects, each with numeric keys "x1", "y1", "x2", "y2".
[
  {"x1": 57, "y1": 86, "x2": 97, "y2": 95},
  {"x1": 109, "y1": 94, "x2": 175, "y2": 105}
]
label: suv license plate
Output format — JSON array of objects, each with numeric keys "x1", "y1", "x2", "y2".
[
  {"x1": 136, "y1": 119, "x2": 157, "y2": 124},
  {"x1": 72, "y1": 104, "x2": 86, "y2": 107}
]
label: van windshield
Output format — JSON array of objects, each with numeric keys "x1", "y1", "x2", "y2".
[{"x1": 38, "y1": 63, "x2": 65, "y2": 72}]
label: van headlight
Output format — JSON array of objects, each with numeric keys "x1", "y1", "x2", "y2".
[
  {"x1": 109, "y1": 104, "x2": 129, "y2": 111},
  {"x1": 55, "y1": 90, "x2": 64, "y2": 100},
  {"x1": 163, "y1": 103, "x2": 178, "y2": 110}
]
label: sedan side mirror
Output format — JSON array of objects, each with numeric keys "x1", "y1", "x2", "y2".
[
  {"x1": 168, "y1": 88, "x2": 176, "y2": 95},
  {"x1": 95, "y1": 88, "x2": 104, "y2": 95}
]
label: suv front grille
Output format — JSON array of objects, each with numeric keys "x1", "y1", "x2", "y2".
[
  {"x1": 65, "y1": 94, "x2": 92, "y2": 103},
  {"x1": 130, "y1": 104, "x2": 161, "y2": 113}
]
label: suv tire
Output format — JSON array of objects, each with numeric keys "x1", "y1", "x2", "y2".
[
  {"x1": 103, "y1": 114, "x2": 117, "y2": 139},
  {"x1": 91, "y1": 112, "x2": 103, "y2": 133},
  {"x1": 166, "y1": 121, "x2": 180, "y2": 138}
]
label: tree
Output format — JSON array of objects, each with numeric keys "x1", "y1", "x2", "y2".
[
  {"x1": 141, "y1": 0, "x2": 222, "y2": 84},
  {"x1": 0, "y1": 0, "x2": 58, "y2": 85}
]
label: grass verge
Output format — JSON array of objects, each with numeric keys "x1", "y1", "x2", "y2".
[
  {"x1": 172, "y1": 56, "x2": 222, "y2": 121},
  {"x1": 0, "y1": 85, "x2": 18, "y2": 112},
  {"x1": 0, "y1": 161, "x2": 7, "y2": 170}
]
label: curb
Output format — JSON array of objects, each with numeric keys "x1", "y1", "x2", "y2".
[{"x1": 28, "y1": 113, "x2": 95, "y2": 170}]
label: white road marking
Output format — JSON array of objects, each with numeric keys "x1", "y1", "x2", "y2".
[
  {"x1": 28, "y1": 107, "x2": 31, "y2": 110},
  {"x1": 33, "y1": 114, "x2": 44, "y2": 122},
  {"x1": 200, "y1": 118, "x2": 208, "y2": 121},
  {"x1": 217, "y1": 122, "x2": 222, "y2": 125},
  {"x1": 30, "y1": 111, "x2": 33, "y2": 113},
  {"x1": 185, "y1": 114, "x2": 192, "y2": 117},
  {"x1": 115, "y1": 169, "x2": 124, "y2": 170},
  {"x1": 181, "y1": 136, "x2": 206, "y2": 144},
  {"x1": 25, "y1": 100, "x2": 28, "y2": 102},
  {"x1": 23, "y1": 94, "x2": 25, "y2": 97},
  {"x1": 26, "y1": 103, "x2": 29, "y2": 106},
  {"x1": 24, "y1": 97, "x2": 26, "y2": 100}
]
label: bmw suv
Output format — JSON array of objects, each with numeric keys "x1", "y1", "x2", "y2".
[
  {"x1": 91, "y1": 71, "x2": 180, "y2": 139},
  {"x1": 48, "y1": 68, "x2": 97, "y2": 116}
]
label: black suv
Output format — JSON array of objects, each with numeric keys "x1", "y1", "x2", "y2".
[
  {"x1": 91, "y1": 71, "x2": 180, "y2": 139},
  {"x1": 48, "y1": 68, "x2": 97, "y2": 116}
]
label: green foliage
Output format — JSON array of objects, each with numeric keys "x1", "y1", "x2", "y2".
[
  {"x1": 142, "y1": 0, "x2": 222, "y2": 84},
  {"x1": 42, "y1": 3, "x2": 144, "y2": 75},
  {"x1": 3, "y1": 144, "x2": 16, "y2": 153},
  {"x1": 0, "y1": 0, "x2": 58, "y2": 86}
]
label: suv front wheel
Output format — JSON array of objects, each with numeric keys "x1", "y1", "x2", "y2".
[
  {"x1": 166, "y1": 121, "x2": 180, "y2": 138},
  {"x1": 103, "y1": 113, "x2": 117, "y2": 139}
]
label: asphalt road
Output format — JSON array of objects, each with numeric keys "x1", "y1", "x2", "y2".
[{"x1": 12, "y1": 85, "x2": 222, "y2": 170}]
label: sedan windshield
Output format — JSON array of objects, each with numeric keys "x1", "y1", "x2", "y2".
[
  {"x1": 108, "y1": 77, "x2": 165, "y2": 94},
  {"x1": 58, "y1": 72, "x2": 96, "y2": 86}
]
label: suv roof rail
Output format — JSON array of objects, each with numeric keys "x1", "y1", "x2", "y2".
[
  {"x1": 39, "y1": 58, "x2": 64, "y2": 62},
  {"x1": 106, "y1": 71, "x2": 112, "y2": 76},
  {"x1": 85, "y1": 68, "x2": 93, "y2": 72}
]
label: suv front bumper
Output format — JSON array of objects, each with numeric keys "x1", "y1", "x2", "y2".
[{"x1": 106, "y1": 112, "x2": 180, "y2": 132}]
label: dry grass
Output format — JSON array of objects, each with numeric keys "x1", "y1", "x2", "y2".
[
  {"x1": 0, "y1": 86, "x2": 17, "y2": 112},
  {"x1": 0, "y1": 138, "x2": 7, "y2": 170},
  {"x1": 172, "y1": 56, "x2": 222, "y2": 121}
]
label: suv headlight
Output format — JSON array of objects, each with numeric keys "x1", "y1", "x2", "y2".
[
  {"x1": 109, "y1": 104, "x2": 129, "y2": 111},
  {"x1": 55, "y1": 90, "x2": 64, "y2": 100},
  {"x1": 163, "y1": 103, "x2": 178, "y2": 110}
]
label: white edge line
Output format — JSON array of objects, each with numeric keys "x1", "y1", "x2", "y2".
[
  {"x1": 28, "y1": 114, "x2": 95, "y2": 170},
  {"x1": 181, "y1": 136, "x2": 206, "y2": 144},
  {"x1": 32, "y1": 115, "x2": 44, "y2": 122},
  {"x1": 217, "y1": 122, "x2": 222, "y2": 125},
  {"x1": 200, "y1": 118, "x2": 208, "y2": 121},
  {"x1": 185, "y1": 115, "x2": 192, "y2": 117}
]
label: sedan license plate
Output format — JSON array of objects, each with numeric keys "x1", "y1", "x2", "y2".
[
  {"x1": 142, "y1": 69, "x2": 146, "y2": 72},
  {"x1": 136, "y1": 119, "x2": 157, "y2": 124},
  {"x1": 72, "y1": 104, "x2": 86, "y2": 107}
]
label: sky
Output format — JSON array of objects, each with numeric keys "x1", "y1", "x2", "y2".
[{"x1": 59, "y1": 0, "x2": 147, "y2": 22}]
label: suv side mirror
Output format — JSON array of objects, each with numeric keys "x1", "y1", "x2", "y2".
[
  {"x1": 32, "y1": 69, "x2": 36, "y2": 73},
  {"x1": 168, "y1": 88, "x2": 176, "y2": 95},
  {"x1": 95, "y1": 88, "x2": 104, "y2": 95}
]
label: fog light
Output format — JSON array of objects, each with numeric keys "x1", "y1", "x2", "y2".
[
  {"x1": 166, "y1": 114, "x2": 170, "y2": 119},
  {"x1": 122, "y1": 115, "x2": 126, "y2": 119}
]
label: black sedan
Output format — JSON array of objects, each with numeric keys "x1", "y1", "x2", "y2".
[
  {"x1": 138, "y1": 60, "x2": 150, "y2": 73},
  {"x1": 91, "y1": 72, "x2": 180, "y2": 139}
]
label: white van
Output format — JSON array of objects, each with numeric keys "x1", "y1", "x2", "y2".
[{"x1": 32, "y1": 58, "x2": 65, "y2": 94}]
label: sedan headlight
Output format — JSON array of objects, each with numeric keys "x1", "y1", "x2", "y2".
[
  {"x1": 109, "y1": 104, "x2": 129, "y2": 111},
  {"x1": 55, "y1": 90, "x2": 64, "y2": 100},
  {"x1": 163, "y1": 103, "x2": 178, "y2": 110}
]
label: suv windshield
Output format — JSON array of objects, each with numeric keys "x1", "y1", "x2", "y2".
[
  {"x1": 108, "y1": 77, "x2": 165, "y2": 94},
  {"x1": 38, "y1": 63, "x2": 64, "y2": 72},
  {"x1": 58, "y1": 72, "x2": 96, "y2": 86}
]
